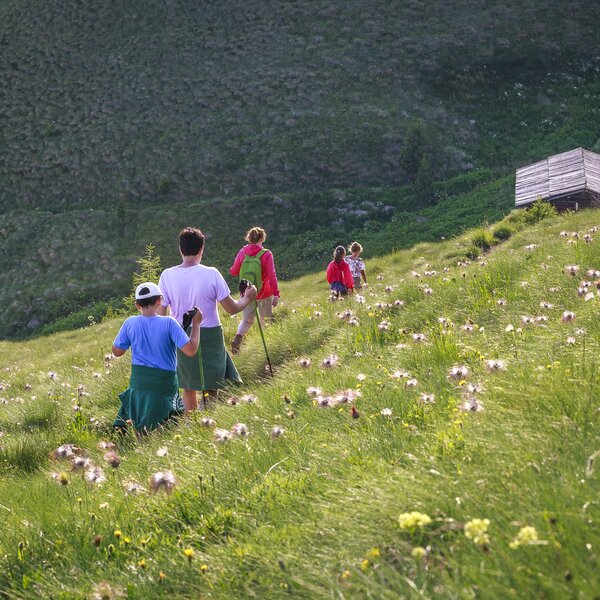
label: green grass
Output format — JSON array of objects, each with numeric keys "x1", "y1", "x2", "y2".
[{"x1": 0, "y1": 210, "x2": 598, "y2": 597}]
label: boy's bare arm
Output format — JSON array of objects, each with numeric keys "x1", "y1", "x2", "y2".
[{"x1": 112, "y1": 345, "x2": 126, "y2": 357}]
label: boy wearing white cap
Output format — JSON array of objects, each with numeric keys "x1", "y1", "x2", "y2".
[{"x1": 111, "y1": 282, "x2": 202, "y2": 433}]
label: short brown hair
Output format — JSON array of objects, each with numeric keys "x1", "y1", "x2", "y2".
[
  {"x1": 179, "y1": 227, "x2": 205, "y2": 256},
  {"x1": 245, "y1": 226, "x2": 266, "y2": 244},
  {"x1": 350, "y1": 241, "x2": 363, "y2": 253}
]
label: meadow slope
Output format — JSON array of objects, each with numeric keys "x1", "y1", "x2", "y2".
[{"x1": 0, "y1": 210, "x2": 598, "y2": 598}]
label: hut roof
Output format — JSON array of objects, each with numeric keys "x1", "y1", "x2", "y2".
[{"x1": 515, "y1": 148, "x2": 600, "y2": 207}]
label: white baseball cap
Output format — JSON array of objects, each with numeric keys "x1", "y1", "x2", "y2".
[{"x1": 135, "y1": 282, "x2": 162, "y2": 300}]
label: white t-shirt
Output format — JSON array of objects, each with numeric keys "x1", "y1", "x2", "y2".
[{"x1": 159, "y1": 264, "x2": 231, "y2": 328}]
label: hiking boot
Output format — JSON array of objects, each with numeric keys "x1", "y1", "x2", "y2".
[{"x1": 231, "y1": 334, "x2": 243, "y2": 355}]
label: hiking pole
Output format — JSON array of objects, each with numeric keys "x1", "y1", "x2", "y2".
[{"x1": 254, "y1": 300, "x2": 273, "y2": 376}]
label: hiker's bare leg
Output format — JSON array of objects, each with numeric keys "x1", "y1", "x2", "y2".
[{"x1": 183, "y1": 389, "x2": 198, "y2": 414}]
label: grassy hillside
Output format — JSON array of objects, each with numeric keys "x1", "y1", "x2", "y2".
[
  {"x1": 0, "y1": 209, "x2": 598, "y2": 598},
  {"x1": 1, "y1": 1, "x2": 599, "y2": 211}
]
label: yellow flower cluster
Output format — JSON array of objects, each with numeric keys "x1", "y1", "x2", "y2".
[
  {"x1": 464, "y1": 518, "x2": 491, "y2": 545},
  {"x1": 398, "y1": 511, "x2": 432, "y2": 532},
  {"x1": 509, "y1": 526, "x2": 539, "y2": 549}
]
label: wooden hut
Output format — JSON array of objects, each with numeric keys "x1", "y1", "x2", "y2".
[{"x1": 515, "y1": 148, "x2": 600, "y2": 211}]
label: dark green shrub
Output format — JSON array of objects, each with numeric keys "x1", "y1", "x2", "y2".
[
  {"x1": 522, "y1": 199, "x2": 558, "y2": 225},
  {"x1": 470, "y1": 228, "x2": 494, "y2": 251},
  {"x1": 492, "y1": 223, "x2": 515, "y2": 241},
  {"x1": 157, "y1": 175, "x2": 171, "y2": 194},
  {"x1": 465, "y1": 245, "x2": 480, "y2": 260}
]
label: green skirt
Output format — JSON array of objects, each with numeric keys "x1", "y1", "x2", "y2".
[
  {"x1": 177, "y1": 325, "x2": 242, "y2": 391},
  {"x1": 114, "y1": 364, "x2": 183, "y2": 433}
]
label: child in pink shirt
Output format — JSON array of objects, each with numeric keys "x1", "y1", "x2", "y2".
[{"x1": 229, "y1": 226, "x2": 280, "y2": 354}]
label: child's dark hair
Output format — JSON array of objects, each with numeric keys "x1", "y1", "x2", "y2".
[
  {"x1": 334, "y1": 245, "x2": 346, "y2": 262},
  {"x1": 179, "y1": 227, "x2": 205, "y2": 256},
  {"x1": 136, "y1": 295, "x2": 162, "y2": 308}
]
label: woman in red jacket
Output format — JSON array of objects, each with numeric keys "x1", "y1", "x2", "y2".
[
  {"x1": 327, "y1": 246, "x2": 354, "y2": 296},
  {"x1": 229, "y1": 226, "x2": 280, "y2": 354}
]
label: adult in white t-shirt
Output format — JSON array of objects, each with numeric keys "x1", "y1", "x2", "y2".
[{"x1": 158, "y1": 227, "x2": 256, "y2": 413}]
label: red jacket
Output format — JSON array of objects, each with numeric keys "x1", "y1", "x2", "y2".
[
  {"x1": 326, "y1": 260, "x2": 354, "y2": 289},
  {"x1": 230, "y1": 244, "x2": 280, "y2": 299}
]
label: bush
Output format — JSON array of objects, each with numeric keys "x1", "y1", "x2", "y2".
[
  {"x1": 492, "y1": 223, "x2": 515, "y2": 241},
  {"x1": 470, "y1": 228, "x2": 495, "y2": 251},
  {"x1": 465, "y1": 244, "x2": 480, "y2": 260},
  {"x1": 522, "y1": 199, "x2": 558, "y2": 225}
]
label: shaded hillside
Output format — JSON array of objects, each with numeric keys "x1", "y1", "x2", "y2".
[
  {"x1": 1, "y1": 0, "x2": 600, "y2": 210},
  {"x1": 0, "y1": 172, "x2": 512, "y2": 337}
]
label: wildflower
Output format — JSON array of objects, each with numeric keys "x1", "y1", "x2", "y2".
[
  {"x1": 485, "y1": 359, "x2": 507, "y2": 372},
  {"x1": 398, "y1": 511, "x2": 432, "y2": 532},
  {"x1": 321, "y1": 355, "x2": 338, "y2": 368},
  {"x1": 90, "y1": 582, "x2": 123, "y2": 600},
  {"x1": 559, "y1": 231, "x2": 569, "y2": 237},
  {"x1": 464, "y1": 518, "x2": 491, "y2": 546},
  {"x1": 539, "y1": 301, "x2": 554, "y2": 309},
  {"x1": 385, "y1": 286, "x2": 393, "y2": 293},
  {"x1": 462, "y1": 323, "x2": 474, "y2": 333},
  {"x1": 316, "y1": 396, "x2": 332, "y2": 408},
  {"x1": 448, "y1": 366, "x2": 469, "y2": 381},
  {"x1": 270, "y1": 426, "x2": 284, "y2": 438},
  {"x1": 412, "y1": 333, "x2": 426, "y2": 342},
  {"x1": 561, "y1": 311, "x2": 576, "y2": 323},
  {"x1": 156, "y1": 447, "x2": 168, "y2": 457},
  {"x1": 50, "y1": 471, "x2": 69, "y2": 486},
  {"x1": 438, "y1": 317, "x2": 449, "y2": 326},
  {"x1": 391, "y1": 369, "x2": 410, "y2": 380},
  {"x1": 51, "y1": 443, "x2": 82, "y2": 460},
  {"x1": 411, "y1": 546, "x2": 427, "y2": 559},
  {"x1": 460, "y1": 398, "x2": 484, "y2": 412},
  {"x1": 393, "y1": 299, "x2": 405, "y2": 307},
  {"x1": 505, "y1": 324, "x2": 514, "y2": 332},
  {"x1": 496, "y1": 298, "x2": 507, "y2": 306},
  {"x1": 114, "y1": 530, "x2": 122, "y2": 539},
  {"x1": 298, "y1": 358, "x2": 311, "y2": 368},
  {"x1": 584, "y1": 234, "x2": 593, "y2": 243},
  {"x1": 360, "y1": 559, "x2": 370, "y2": 572},
  {"x1": 306, "y1": 386, "x2": 323, "y2": 397},
  {"x1": 509, "y1": 526, "x2": 541, "y2": 549},
  {"x1": 334, "y1": 389, "x2": 361, "y2": 404},
  {"x1": 525, "y1": 244, "x2": 537, "y2": 250},
  {"x1": 124, "y1": 481, "x2": 145, "y2": 495},
  {"x1": 48, "y1": 372, "x2": 59, "y2": 381},
  {"x1": 356, "y1": 373, "x2": 366, "y2": 381},
  {"x1": 405, "y1": 378, "x2": 418, "y2": 388},
  {"x1": 98, "y1": 441, "x2": 116, "y2": 451},
  {"x1": 466, "y1": 383, "x2": 483, "y2": 394},
  {"x1": 71, "y1": 457, "x2": 91, "y2": 471},
  {"x1": 395, "y1": 343, "x2": 409, "y2": 350},
  {"x1": 159, "y1": 572, "x2": 166, "y2": 583},
  {"x1": 201, "y1": 417, "x2": 216, "y2": 427},
  {"x1": 104, "y1": 452, "x2": 121, "y2": 468},
  {"x1": 355, "y1": 294, "x2": 365, "y2": 304},
  {"x1": 586, "y1": 269, "x2": 600, "y2": 278},
  {"x1": 226, "y1": 396, "x2": 240, "y2": 406},
  {"x1": 184, "y1": 548, "x2": 195, "y2": 564},
  {"x1": 564, "y1": 265, "x2": 580, "y2": 276},
  {"x1": 380, "y1": 408, "x2": 393, "y2": 417},
  {"x1": 314, "y1": 311, "x2": 322, "y2": 317},
  {"x1": 536, "y1": 315, "x2": 548, "y2": 323},
  {"x1": 422, "y1": 286, "x2": 433, "y2": 295},
  {"x1": 411, "y1": 271, "x2": 421, "y2": 278},
  {"x1": 585, "y1": 292, "x2": 595, "y2": 301},
  {"x1": 378, "y1": 320, "x2": 391, "y2": 331},
  {"x1": 374, "y1": 302, "x2": 388, "y2": 309},
  {"x1": 149, "y1": 471, "x2": 178, "y2": 494},
  {"x1": 419, "y1": 393, "x2": 435, "y2": 405},
  {"x1": 566, "y1": 336, "x2": 576, "y2": 345},
  {"x1": 348, "y1": 316, "x2": 360, "y2": 326},
  {"x1": 377, "y1": 274, "x2": 384, "y2": 280},
  {"x1": 85, "y1": 467, "x2": 107, "y2": 485},
  {"x1": 200, "y1": 564, "x2": 209, "y2": 574},
  {"x1": 230, "y1": 423, "x2": 249, "y2": 437},
  {"x1": 241, "y1": 394, "x2": 257, "y2": 403},
  {"x1": 213, "y1": 428, "x2": 232, "y2": 442}
]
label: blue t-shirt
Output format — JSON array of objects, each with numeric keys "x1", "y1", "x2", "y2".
[{"x1": 113, "y1": 315, "x2": 190, "y2": 372}]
